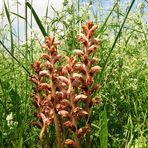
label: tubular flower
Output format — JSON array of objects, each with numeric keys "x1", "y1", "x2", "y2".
[{"x1": 30, "y1": 21, "x2": 101, "y2": 148}]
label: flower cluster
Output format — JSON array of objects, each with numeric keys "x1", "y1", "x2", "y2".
[{"x1": 30, "y1": 21, "x2": 101, "y2": 148}]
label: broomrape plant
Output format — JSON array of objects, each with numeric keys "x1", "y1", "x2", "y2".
[{"x1": 30, "y1": 21, "x2": 101, "y2": 148}]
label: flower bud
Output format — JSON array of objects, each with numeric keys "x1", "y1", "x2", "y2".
[
  {"x1": 55, "y1": 91, "x2": 64, "y2": 100},
  {"x1": 77, "y1": 33, "x2": 88, "y2": 45},
  {"x1": 72, "y1": 73, "x2": 83, "y2": 79},
  {"x1": 38, "y1": 83, "x2": 51, "y2": 91},
  {"x1": 74, "y1": 63, "x2": 86, "y2": 73},
  {"x1": 87, "y1": 45, "x2": 98, "y2": 54},
  {"x1": 63, "y1": 121, "x2": 76, "y2": 132},
  {"x1": 39, "y1": 70, "x2": 49, "y2": 77},
  {"x1": 30, "y1": 75, "x2": 39, "y2": 85},
  {"x1": 54, "y1": 54, "x2": 61, "y2": 63},
  {"x1": 73, "y1": 107, "x2": 88, "y2": 118},
  {"x1": 74, "y1": 94, "x2": 87, "y2": 103},
  {"x1": 32, "y1": 61, "x2": 43, "y2": 73},
  {"x1": 58, "y1": 110, "x2": 70, "y2": 118},
  {"x1": 87, "y1": 21, "x2": 94, "y2": 29},
  {"x1": 77, "y1": 126, "x2": 90, "y2": 138},
  {"x1": 60, "y1": 99, "x2": 71, "y2": 109},
  {"x1": 73, "y1": 49, "x2": 84, "y2": 56},
  {"x1": 40, "y1": 53, "x2": 51, "y2": 62},
  {"x1": 64, "y1": 139, "x2": 76, "y2": 147},
  {"x1": 90, "y1": 66, "x2": 101, "y2": 74},
  {"x1": 57, "y1": 76, "x2": 69, "y2": 84},
  {"x1": 46, "y1": 61, "x2": 53, "y2": 71}
]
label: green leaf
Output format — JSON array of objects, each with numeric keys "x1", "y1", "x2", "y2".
[
  {"x1": 100, "y1": 108, "x2": 108, "y2": 148},
  {"x1": 9, "y1": 89, "x2": 21, "y2": 105},
  {"x1": 10, "y1": 12, "x2": 25, "y2": 20},
  {"x1": 3, "y1": 1, "x2": 14, "y2": 55},
  {"x1": 26, "y1": 2, "x2": 47, "y2": 37}
]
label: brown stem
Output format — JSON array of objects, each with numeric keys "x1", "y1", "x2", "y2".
[
  {"x1": 85, "y1": 101, "x2": 91, "y2": 148},
  {"x1": 68, "y1": 74, "x2": 80, "y2": 148},
  {"x1": 83, "y1": 40, "x2": 92, "y2": 148},
  {"x1": 86, "y1": 133, "x2": 90, "y2": 148},
  {"x1": 45, "y1": 129, "x2": 50, "y2": 148},
  {"x1": 39, "y1": 123, "x2": 46, "y2": 148},
  {"x1": 39, "y1": 140, "x2": 43, "y2": 148},
  {"x1": 50, "y1": 77, "x2": 61, "y2": 148},
  {"x1": 53, "y1": 109, "x2": 61, "y2": 148}
]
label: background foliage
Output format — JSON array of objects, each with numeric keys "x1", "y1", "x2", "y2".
[{"x1": 0, "y1": 0, "x2": 148, "y2": 147}]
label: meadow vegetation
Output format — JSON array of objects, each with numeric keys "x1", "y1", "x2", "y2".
[{"x1": 0, "y1": 0, "x2": 147, "y2": 147}]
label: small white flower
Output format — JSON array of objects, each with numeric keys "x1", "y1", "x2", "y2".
[{"x1": 6, "y1": 112, "x2": 13, "y2": 126}]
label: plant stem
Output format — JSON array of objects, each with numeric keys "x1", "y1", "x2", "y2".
[
  {"x1": 51, "y1": 79, "x2": 61, "y2": 148},
  {"x1": 53, "y1": 109, "x2": 61, "y2": 148},
  {"x1": 85, "y1": 97, "x2": 91, "y2": 148},
  {"x1": 45, "y1": 129, "x2": 50, "y2": 148},
  {"x1": 68, "y1": 74, "x2": 80, "y2": 148}
]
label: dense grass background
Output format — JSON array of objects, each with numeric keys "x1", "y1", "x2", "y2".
[{"x1": 0, "y1": 0, "x2": 148, "y2": 147}]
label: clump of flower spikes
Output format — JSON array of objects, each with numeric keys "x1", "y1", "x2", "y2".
[{"x1": 30, "y1": 21, "x2": 101, "y2": 148}]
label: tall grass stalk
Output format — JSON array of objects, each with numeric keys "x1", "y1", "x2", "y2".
[{"x1": 99, "y1": 0, "x2": 135, "y2": 82}]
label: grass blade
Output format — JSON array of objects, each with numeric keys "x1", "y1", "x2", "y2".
[
  {"x1": 0, "y1": 40, "x2": 30, "y2": 75},
  {"x1": 97, "y1": 2, "x2": 117, "y2": 36},
  {"x1": 3, "y1": 1, "x2": 14, "y2": 55},
  {"x1": 10, "y1": 12, "x2": 25, "y2": 20},
  {"x1": 99, "y1": 0, "x2": 136, "y2": 81},
  {"x1": 100, "y1": 107, "x2": 108, "y2": 148},
  {"x1": 26, "y1": 2, "x2": 47, "y2": 37}
]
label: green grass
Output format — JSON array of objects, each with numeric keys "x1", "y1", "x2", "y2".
[{"x1": 0, "y1": 0, "x2": 148, "y2": 147}]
